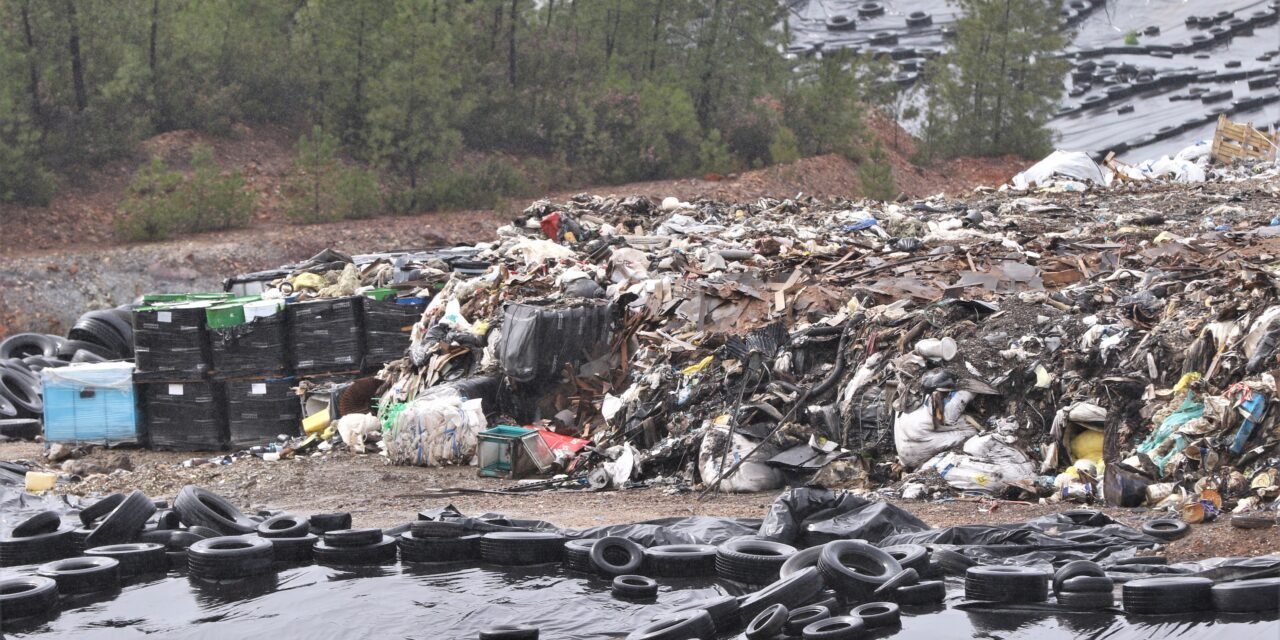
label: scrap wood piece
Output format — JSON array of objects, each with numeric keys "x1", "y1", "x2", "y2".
[{"x1": 1211, "y1": 114, "x2": 1279, "y2": 164}]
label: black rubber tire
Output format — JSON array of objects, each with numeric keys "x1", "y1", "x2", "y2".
[
  {"x1": 188, "y1": 526, "x2": 221, "y2": 539},
  {"x1": 1060, "y1": 576, "x2": 1114, "y2": 593},
  {"x1": 878, "y1": 544, "x2": 929, "y2": 574},
  {"x1": 717, "y1": 538, "x2": 798, "y2": 585},
  {"x1": 780, "y1": 545, "x2": 824, "y2": 579},
  {"x1": 254, "y1": 513, "x2": 309, "y2": 539},
  {"x1": 1211, "y1": 577, "x2": 1280, "y2": 613},
  {"x1": 851, "y1": 601, "x2": 899, "y2": 628},
  {"x1": 1113, "y1": 556, "x2": 1167, "y2": 566},
  {"x1": 479, "y1": 532, "x2": 565, "y2": 566},
  {"x1": 0, "y1": 527, "x2": 75, "y2": 567},
  {"x1": 738, "y1": 566, "x2": 825, "y2": 624},
  {"x1": 187, "y1": 536, "x2": 275, "y2": 579},
  {"x1": 0, "y1": 368, "x2": 42, "y2": 415},
  {"x1": 85, "y1": 542, "x2": 167, "y2": 577},
  {"x1": 167, "y1": 531, "x2": 204, "y2": 550},
  {"x1": 398, "y1": 532, "x2": 480, "y2": 563},
  {"x1": 152, "y1": 510, "x2": 181, "y2": 530},
  {"x1": 84, "y1": 490, "x2": 155, "y2": 549},
  {"x1": 0, "y1": 576, "x2": 59, "y2": 620},
  {"x1": 479, "y1": 625, "x2": 539, "y2": 640},
  {"x1": 818, "y1": 541, "x2": 901, "y2": 601},
  {"x1": 313, "y1": 535, "x2": 398, "y2": 566},
  {"x1": 1053, "y1": 560, "x2": 1107, "y2": 594},
  {"x1": 71, "y1": 350, "x2": 106, "y2": 363},
  {"x1": 13, "y1": 511, "x2": 62, "y2": 538},
  {"x1": 746, "y1": 603, "x2": 788, "y2": 640},
  {"x1": 139, "y1": 529, "x2": 178, "y2": 546},
  {"x1": 965, "y1": 566, "x2": 1050, "y2": 603},
  {"x1": 174, "y1": 486, "x2": 256, "y2": 536},
  {"x1": 267, "y1": 534, "x2": 318, "y2": 563},
  {"x1": 0, "y1": 392, "x2": 17, "y2": 418},
  {"x1": 80, "y1": 493, "x2": 125, "y2": 527},
  {"x1": 36, "y1": 556, "x2": 121, "y2": 594},
  {"x1": 663, "y1": 595, "x2": 739, "y2": 633},
  {"x1": 0, "y1": 417, "x2": 39, "y2": 437},
  {"x1": 801, "y1": 615, "x2": 865, "y2": 640},
  {"x1": 1142, "y1": 519, "x2": 1190, "y2": 541},
  {"x1": 811, "y1": 595, "x2": 840, "y2": 613},
  {"x1": 644, "y1": 544, "x2": 717, "y2": 577},
  {"x1": 628, "y1": 609, "x2": 715, "y2": 640},
  {"x1": 309, "y1": 512, "x2": 353, "y2": 534},
  {"x1": 613, "y1": 574, "x2": 659, "y2": 599},
  {"x1": 324, "y1": 528, "x2": 383, "y2": 548},
  {"x1": 591, "y1": 536, "x2": 646, "y2": 576},
  {"x1": 166, "y1": 550, "x2": 188, "y2": 570},
  {"x1": 894, "y1": 579, "x2": 945, "y2": 605},
  {"x1": 1057, "y1": 590, "x2": 1114, "y2": 610},
  {"x1": 55, "y1": 339, "x2": 115, "y2": 361},
  {"x1": 785, "y1": 604, "x2": 831, "y2": 635},
  {"x1": 930, "y1": 548, "x2": 974, "y2": 575},
  {"x1": 1122, "y1": 577, "x2": 1213, "y2": 614},
  {"x1": 0, "y1": 333, "x2": 60, "y2": 360},
  {"x1": 873, "y1": 567, "x2": 919, "y2": 598},
  {"x1": 564, "y1": 539, "x2": 597, "y2": 573},
  {"x1": 411, "y1": 521, "x2": 466, "y2": 538}
]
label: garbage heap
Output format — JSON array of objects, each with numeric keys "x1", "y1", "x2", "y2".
[{"x1": 365, "y1": 167, "x2": 1280, "y2": 518}]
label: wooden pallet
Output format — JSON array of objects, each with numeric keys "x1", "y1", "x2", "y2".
[{"x1": 1211, "y1": 114, "x2": 1278, "y2": 164}]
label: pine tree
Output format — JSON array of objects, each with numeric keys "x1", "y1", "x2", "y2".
[{"x1": 922, "y1": 0, "x2": 1068, "y2": 159}]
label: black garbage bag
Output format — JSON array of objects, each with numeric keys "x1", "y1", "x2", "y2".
[
  {"x1": 756, "y1": 486, "x2": 929, "y2": 547},
  {"x1": 420, "y1": 505, "x2": 759, "y2": 546}
]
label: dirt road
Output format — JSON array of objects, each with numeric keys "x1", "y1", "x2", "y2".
[{"x1": 3, "y1": 441, "x2": 1272, "y2": 562}]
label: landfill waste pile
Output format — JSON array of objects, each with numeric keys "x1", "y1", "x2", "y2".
[
  {"x1": 6, "y1": 141, "x2": 1280, "y2": 535},
  {"x1": 0, "y1": 483, "x2": 1276, "y2": 637}
]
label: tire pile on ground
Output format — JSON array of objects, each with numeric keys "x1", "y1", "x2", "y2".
[
  {"x1": 314, "y1": 528, "x2": 398, "y2": 566},
  {"x1": 398, "y1": 521, "x2": 480, "y2": 563},
  {"x1": 1052, "y1": 560, "x2": 1115, "y2": 610},
  {"x1": 478, "y1": 532, "x2": 565, "y2": 566},
  {"x1": 0, "y1": 305, "x2": 135, "y2": 429}
]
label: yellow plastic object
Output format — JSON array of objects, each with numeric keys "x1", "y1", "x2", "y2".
[
  {"x1": 681, "y1": 356, "x2": 714, "y2": 376},
  {"x1": 1069, "y1": 429, "x2": 1104, "y2": 465},
  {"x1": 564, "y1": 231, "x2": 577, "y2": 243},
  {"x1": 302, "y1": 410, "x2": 331, "y2": 435},
  {"x1": 25, "y1": 471, "x2": 56, "y2": 493},
  {"x1": 472, "y1": 320, "x2": 490, "y2": 336},
  {"x1": 1173, "y1": 372, "x2": 1201, "y2": 393},
  {"x1": 290, "y1": 272, "x2": 327, "y2": 291}
]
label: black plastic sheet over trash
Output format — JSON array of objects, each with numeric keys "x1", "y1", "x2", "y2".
[{"x1": 757, "y1": 487, "x2": 929, "y2": 546}]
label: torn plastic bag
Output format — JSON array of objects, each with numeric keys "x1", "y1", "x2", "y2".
[
  {"x1": 1011, "y1": 150, "x2": 1111, "y2": 189},
  {"x1": 498, "y1": 302, "x2": 613, "y2": 385},
  {"x1": 921, "y1": 434, "x2": 1035, "y2": 494},
  {"x1": 881, "y1": 513, "x2": 1164, "y2": 566},
  {"x1": 894, "y1": 390, "x2": 978, "y2": 469},
  {"x1": 757, "y1": 486, "x2": 928, "y2": 547},
  {"x1": 697, "y1": 426, "x2": 784, "y2": 493}
]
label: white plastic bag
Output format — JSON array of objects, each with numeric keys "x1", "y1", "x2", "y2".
[
  {"x1": 697, "y1": 426, "x2": 784, "y2": 493},
  {"x1": 385, "y1": 391, "x2": 487, "y2": 466},
  {"x1": 894, "y1": 391, "x2": 978, "y2": 469}
]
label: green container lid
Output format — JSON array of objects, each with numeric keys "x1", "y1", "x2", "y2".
[
  {"x1": 141, "y1": 292, "x2": 231, "y2": 304},
  {"x1": 364, "y1": 288, "x2": 396, "y2": 302},
  {"x1": 205, "y1": 296, "x2": 261, "y2": 329}
]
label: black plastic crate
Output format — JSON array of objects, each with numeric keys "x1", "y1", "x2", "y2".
[
  {"x1": 141, "y1": 380, "x2": 226, "y2": 451},
  {"x1": 210, "y1": 314, "x2": 291, "y2": 380},
  {"x1": 133, "y1": 307, "x2": 211, "y2": 381},
  {"x1": 362, "y1": 298, "x2": 426, "y2": 368},
  {"x1": 287, "y1": 297, "x2": 364, "y2": 376},
  {"x1": 224, "y1": 377, "x2": 302, "y2": 450}
]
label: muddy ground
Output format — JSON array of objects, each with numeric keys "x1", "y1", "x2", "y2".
[{"x1": 2, "y1": 441, "x2": 1273, "y2": 563}]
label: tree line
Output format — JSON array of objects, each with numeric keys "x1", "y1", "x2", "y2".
[{"x1": 0, "y1": 0, "x2": 1065, "y2": 234}]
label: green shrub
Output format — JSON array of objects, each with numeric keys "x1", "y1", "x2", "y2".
[
  {"x1": 115, "y1": 145, "x2": 255, "y2": 241},
  {"x1": 1124, "y1": 31, "x2": 1140, "y2": 46},
  {"x1": 393, "y1": 158, "x2": 527, "y2": 213},
  {"x1": 285, "y1": 126, "x2": 385, "y2": 223},
  {"x1": 858, "y1": 139, "x2": 897, "y2": 202}
]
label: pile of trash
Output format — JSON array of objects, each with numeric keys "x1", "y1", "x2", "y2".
[{"x1": 349, "y1": 157, "x2": 1280, "y2": 527}]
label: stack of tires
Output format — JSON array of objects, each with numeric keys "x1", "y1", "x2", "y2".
[
  {"x1": 965, "y1": 565, "x2": 1050, "y2": 603},
  {"x1": 1052, "y1": 560, "x2": 1115, "y2": 610},
  {"x1": 398, "y1": 521, "x2": 480, "y2": 563},
  {"x1": 256, "y1": 513, "x2": 318, "y2": 563},
  {"x1": 314, "y1": 528, "x2": 398, "y2": 566},
  {"x1": 479, "y1": 532, "x2": 565, "y2": 566}
]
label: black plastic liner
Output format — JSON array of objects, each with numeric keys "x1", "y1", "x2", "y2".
[
  {"x1": 0, "y1": 483, "x2": 1277, "y2": 639},
  {"x1": 498, "y1": 302, "x2": 613, "y2": 385},
  {"x1": 140, "y1": 380, "x2": 226, "y2": 451},
  {"x1": 223, "y1": 378, "x2": 300, "y2": 450},
  {"x1": 287, "y1": 297, "x2": 364, "y2": 376},
  {"x1": 132, "y1": 307, "x2": 211, "y2": 381},
  {"x1": 362, "y1": 298, "x2": 425, "y2": 368},
  {"x1": 209, "y1": 315, "x2": 290, "y2": 380}
]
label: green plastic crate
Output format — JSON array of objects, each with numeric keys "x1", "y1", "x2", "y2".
[
  {"x1": 363, "y1": 288, "x2": 396, "y2": 302},
  {"x1": 205, "y1": 296, "x2": 262, "y2": 329}
]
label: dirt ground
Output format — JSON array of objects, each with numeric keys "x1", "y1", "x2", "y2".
[{"x1": 2, "y1": 441, "x2": 1273, "y2": 563}]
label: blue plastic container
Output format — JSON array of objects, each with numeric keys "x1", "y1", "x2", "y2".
[{"x1": 42, "y1": 362, "x2": 142, "y2": 445}]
